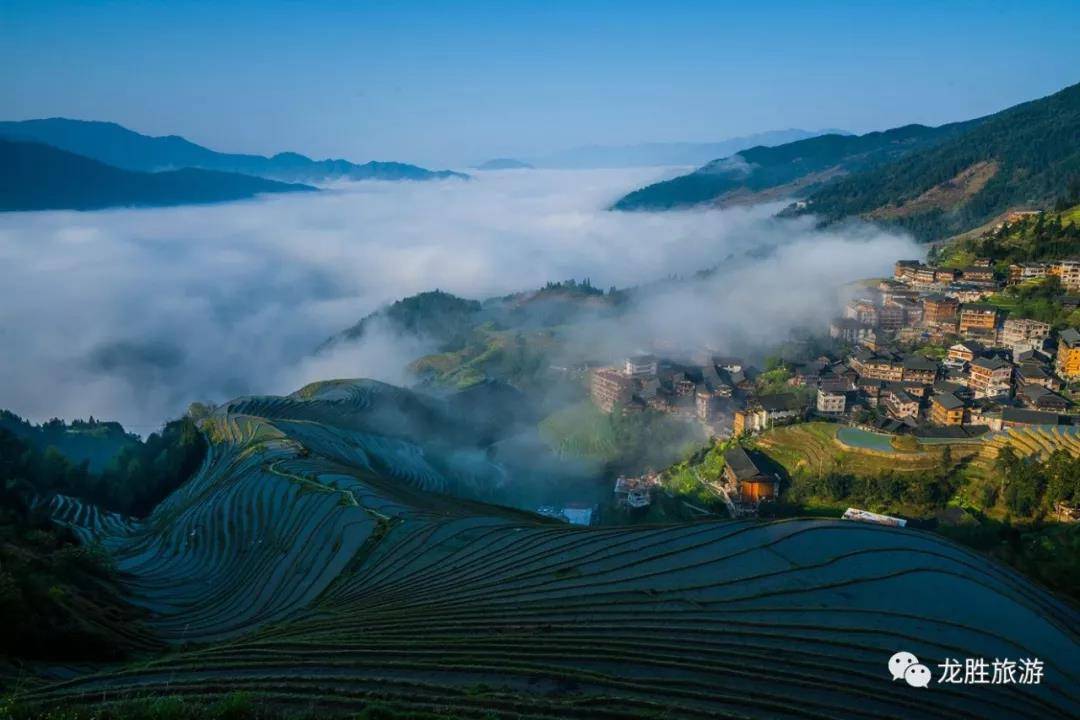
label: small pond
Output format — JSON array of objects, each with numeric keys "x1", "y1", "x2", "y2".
[{"x1": 836, "y1": 427, "x2": 897, "y2": 453}]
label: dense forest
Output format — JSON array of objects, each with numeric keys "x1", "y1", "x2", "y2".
[
  {"x1": 934, "y1": 205, "x2": 1080, "y2": 267},
  {"x1": 0, "y1": 430, "x2": 158, "y2": 662},
  {"x1": 333, "y1": 290, "x2": 483, "y2": 351},
  {"x1": 0, "y1": 413, "x2": 206, "y2": 517},
  {"x1": 611, "y1": 122, "x2": 971, "y2": 211},
  {"x1": 804, "y1": 82, "x2": 1080, "y2": 241},
  {"x1": 0, "y1": 410, "x2": 138, "y2": 472}
]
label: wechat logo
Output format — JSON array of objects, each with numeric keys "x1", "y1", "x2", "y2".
[{"x1": 890, "y1": 651, "x2": 932, "y2": 688}]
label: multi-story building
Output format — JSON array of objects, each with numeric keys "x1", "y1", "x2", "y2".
[
  {"x1": 922, "y1": 295, "x2": 959, "y2": 327},
  {"x1": 1008, "y1": 262, "x2": 1049, "y2": 286},
  {"x1": 850, "y1": 349, "x2": 904, "y2": 381},
  {"x1": 624, "y1": 354, "x2": 658, "y2": 378},
  {"x1": 734, "y1": 394, "x2": 806, "y2": 435},
  {"x1": 695, "y1": 387, "x2": 718, "y2": 421},
  {"x1": 947, "y1": 341, "x2": 985, "y2": 364},
  {"x1": 930, "y1": 393, "x2": 965, "y2": 426},
  {"x1": 1015, "y1": 361, "x2": 1055, "y2": 389},
  {"x1": 883, "y1": 388, "x2": 919, "y2": 419},
  {"x1": 1057, "y1": 328, "x2": 1080, "y2": 380},
  {"x1": 1017, "y1": 384, "x2": 1070, "y2": 411},
  {"x1": 944, "y1": 283, "x2": 995, "y2": 303},
  {"x1": 829, "y1": 318, "x2": 875, "y2": 344},
  {"x1": 1050, "y1": 259, "x2": 1080, "y2": 292},
  {"x1": 878, "y1": 280, "x2": 920, "y2": 304},
  {"x1": 960, "y1": 266, "x2": 995, "y2": 283},
  {"x1": 844, "y1": 298, "x2": 878, "y2": 325},
  {"x1": 894, "y1": 260, "x2": 921, "y2": 282},
  {"x1": 958, "y1": 304, "x2": 999, "y2": 339},
  {"x1": 968, "y1": 356, "x2": 1012, "y2": 399},
  {"x1": 934, "y1": 268, "x2": 958, "y2": 284},
  {"x1": 1000, "y1": 317, "x2": 1050, "y2": 352},
  {"x1": 901, "y1": 355, "x2": 937, "y2": 384},
  {"x1": 816, "y1": 388, "x2": 846, "y2": 414},
  {"x1": 590, "y1": 368, "x2": 634, "y2": 413},
  {"x1": 877, "y1": 303, "x2": 905, "y2": 331},
  {"x1": 886, "y1": 297, "x2": 923, "y2": 327},
  {"x1": 912, "y1": 266, "x2": 937, "y2": 287}
]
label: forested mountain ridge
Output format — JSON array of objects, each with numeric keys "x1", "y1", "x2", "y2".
[
  {"x1": 0, "y1": 118, "x2": 468, "y2": 183},
  {"x1": 0, "y1": 410, "x2": 137, "y2": 472},
  {"x1": 0, "y1": 139, "x2": 313, "y2": 211},
  {"x1": 612, "y1": 81, "x2": 1080, "y2": 243},
  {"x1": 611, "y1": 121, "x2": 977, "y2": 211},
  {"x1": 799, "y1": 81, "x2": 1080, "y2": 240}
]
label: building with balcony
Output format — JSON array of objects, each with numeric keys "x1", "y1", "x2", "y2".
[
  {"x1": 958, "y1": 304, "x2": 999, "y2": 339},
  {"x1": 1001, "y1": 317, "x2": 1051, "y2": 353},
  {"x1": 923, "y1": 295, "x2": 959, "y2": 327},
  {"x1": 1056, "y1": 328, "x2": 1080, "y2": 380},
  {"x1": 590, "y1": 368, "x2": 635, "y2": 413},
  {"x1": 968, "y1": 356, "x2": 1012, "y2": 399},
  {"x1": 930, "y1": 393, "x2": 965, "y2": 426},
  {"x1": 816, "y1": 388, "x2": 846, "y2": 414}
]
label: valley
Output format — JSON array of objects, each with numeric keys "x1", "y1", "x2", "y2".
[{"x1": 2, "y1": 11, "x2": 1080, "y2": 715}]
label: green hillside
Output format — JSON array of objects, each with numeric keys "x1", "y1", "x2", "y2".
[
  {"x1": 611, "y1": 122, "x2": 974, "y2": 211},
  {"x1": 612, "y1": 80, "x2": 1080, "y2": 243},
  {"x1": 934, "y1": 202, "x2": 1080, "y2": 267},
  {"x1": 803, "y1": 81, "x2": 1080, "y2": 240},
  {"x1": 0, "y1": 139, "x2": 313, "y2": 211},
  {"x1": 6, "y1": 382, "x2": 1078, "y2": 719}
]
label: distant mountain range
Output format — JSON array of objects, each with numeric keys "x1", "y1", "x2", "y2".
[
  {"x1": 475, "y1": 158, "x2": 534, "y2": 170},
  {"x1": 613, "y1": 81, "x2": 1080, "y2": 242},
  {"x1": 0, "y1": 139, "x2": 313, "y2": 212},
  {"x1": 0, "y1": 118, "x2": 468, "y2": 184},
  {"x1": 532, "y1": 129, "x2": 846, "y2": 169}
]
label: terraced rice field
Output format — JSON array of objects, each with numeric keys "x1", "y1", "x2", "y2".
[
  {"x1": 16, "y1": 386, "x2": 1080, "y2": 719},
  {"x1": 754, "y1": 423, "x2": 951, "y2": 477},
  {"x1": 967, "y1": 425, "x2": 1080, "y2": 481}
]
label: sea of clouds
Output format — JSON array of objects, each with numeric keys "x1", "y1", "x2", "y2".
[{"x1": 0, "y1": 168, "x2": 922, "y2": 431}]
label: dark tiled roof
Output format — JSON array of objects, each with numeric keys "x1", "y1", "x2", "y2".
[
  {"x1": 1017, "y1": 364, "x2": 1050, "y2": 380},
  {"x1": 759, "y1": 394, "x2": 805, "y2": 412},
  {"x1": 723, "y1": 447, "x2": 767, "y2": 481},
  {"x1": 1061, "y1": 328, "x2": 1080, "y2": 347},
  {"x1": 934, "y1": 380, "x2": 967, "y2": 394},
  {"x1": 971, "y1": 356, "x2": 1010, "y2": 371},
  {"x1": 902, "y1": 355, "x2": 937, "y2": 371},
  {"x1": 1001, "y1": 408, "x2": 1069, "y2": 426},
  {"x1": 933, "y1": 393, "x2": 965, "y2": 410}
]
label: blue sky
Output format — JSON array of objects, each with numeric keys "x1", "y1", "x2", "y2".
[{"x1": 3, "y1": 0, "x2": 1078, "y2": 166}]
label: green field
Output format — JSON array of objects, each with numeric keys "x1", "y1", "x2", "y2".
[{"x1": 752, "y1": 422, "x2": 956, "y2": 477}]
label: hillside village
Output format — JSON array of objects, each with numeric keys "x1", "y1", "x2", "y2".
[{"x1": 586, "y1": 209, "x2": 1080, "y2": 521}]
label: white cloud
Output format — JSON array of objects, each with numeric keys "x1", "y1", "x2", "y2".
[{"x1": 0, "y1": 169, "x2": 921, "y2": 431}]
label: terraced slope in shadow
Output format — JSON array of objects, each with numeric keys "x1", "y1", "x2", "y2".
[{"x1": 18, "y1": 380, "x2": 1079, "y2": 719}]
